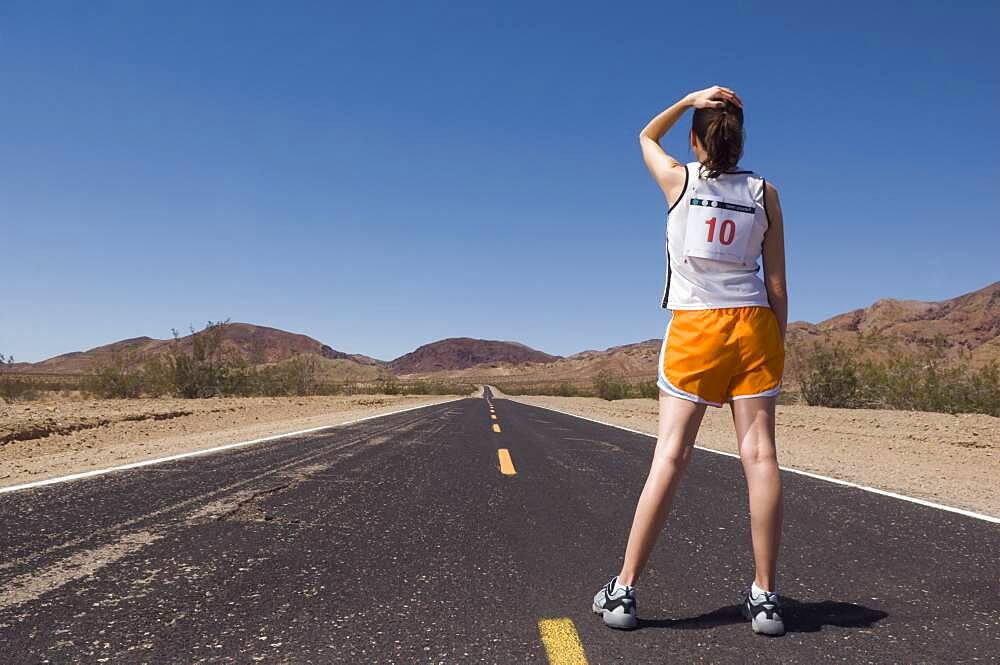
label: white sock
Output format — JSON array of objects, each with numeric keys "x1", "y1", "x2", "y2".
[
  {"x1": 612, "y1": 576, "x2": 633, "y2": 593},
  {"x1": 751, "y1": 581, "x2": 773, "y2": 597}
]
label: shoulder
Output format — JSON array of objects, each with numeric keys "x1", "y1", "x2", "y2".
[{"x1": 763, "y1": 180, "x2": 780, "y2": 205}]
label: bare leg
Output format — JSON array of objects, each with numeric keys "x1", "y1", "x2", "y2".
[
  {"x1": 616, "y1": 390, "x2": 707, "y2": 585},
  {"x1": 731, "y1": 396, "x2": 782, "y2": 591}
]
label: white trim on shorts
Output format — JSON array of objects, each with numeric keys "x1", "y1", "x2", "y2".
[
  {"x1": 730, "y1": 380, "x2": 782, "y2": 401},
  {"x1": 656, "y1": 317, "x2": 725, "y2": 408}
]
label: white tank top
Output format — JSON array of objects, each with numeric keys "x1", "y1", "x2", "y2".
[{"x1": 660, "y1": 161, "x2": 771, "y2": 310}]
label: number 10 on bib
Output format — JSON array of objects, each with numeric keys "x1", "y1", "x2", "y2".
[{"x1": 682, "y1": 197, "x2": 758, "y2": 267}]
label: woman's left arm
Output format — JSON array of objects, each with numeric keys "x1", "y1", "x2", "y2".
[{"x1": 762, "y1": 182, "x2": 788, "y2": 341}]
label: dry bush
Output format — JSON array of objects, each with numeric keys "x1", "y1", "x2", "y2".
[
  {"x1": 795, "y1": 338, "x2": 998, "y2": 416},
  {"x1": 594, "y1": 371, "x2": 632, "y2": 401},
  {"x1": 494, "y1": 381, "x2": 591, "y2": 397},
  {"x1": 0, "y1": 353, "x2": 41, "y2": 403},
  {"x1": 794, "y1": 342, "x2": 861, "y2": 409},
  {"x1": 79, "y1": 352, "x2": 145, "y2": 398}
]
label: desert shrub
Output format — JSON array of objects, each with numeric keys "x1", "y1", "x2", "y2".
[
  {"x1": 0, "y1": 377, "x2": 39, "y2": 403},
  {"x1": 79, "y1": 320, "x2": 252, "y2": 398},
  {"x1": 256, "y1": 354, "x2": 320, "y2": 396},
  {"x1": 492, "y1": 382, "x2": 525, "y2": 396},
  {"x1": 80, "y1": 352, "x2": 146, "y2": 399},
  {"x1": 287, "y1": 354, "x2": 319, "y2": 396},
  {"x1": 0, "y1": 354, "x2": 74, "y2": 402},
  {"x1": 796, "y1": 339, "x2": 998, "y2": 416},
  {"x1": 312, "y1": 381, "x2": 345, "y2": 396},
  {"x1": 795, "y1": 342, "x2": 860, "y2": 408},
  {"x1": 858, "y1": 355, "x2": 998, "y2": 416},
  {"x1": 636, "y1": 380, "x2": 659, "y2": 399},
  {"x1": 166, "y1": 320, "x2": 235, "y2": 398},
  {"x1": 493, "y1": 382, "x2": 575, "y2": 397},
  {"x1": 0, "y1": 356, "x2": 41, "y2": 403},
  {"x1": 140, "y1": 356, "x2": 175, "y2": 397},
  {"x1": 404, "y1": 380, "x2": 431, "y2": 395},
  {"x1": 594, "y1": 371, "x2": 632, "y2": 401},
  {"x1": 305, "y1": 379, "x2": 473, "y2": 396},
  {"x1": 0, "y1": 354, "x2": 32, "y2": 403},
  {"x1": 550, "y1": 382, "x2": 577, "y2": 397},
  {"x1": 376, "y1": 376, "x2": 402, "y2": 395},
  {"x1": 966, "y1": 362, "x2": 1000, "y2": 416},
  {"x1": 776, "y1": 390, "x2": 801, "y2": 406},
  {"x1": 400, "y1": 380, "x2": 473, "y2": 395}
]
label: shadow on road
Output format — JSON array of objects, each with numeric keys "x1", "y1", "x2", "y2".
[{"x1": 638, "y1": 597, "x2": 888, "y2": 633}]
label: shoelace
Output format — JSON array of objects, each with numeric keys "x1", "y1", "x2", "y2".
[{"x1": 744, "y1": 588, "x2": 779, "y2": 606}]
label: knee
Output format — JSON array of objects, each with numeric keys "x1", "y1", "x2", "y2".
[
  {"x1": 653, "y1": 440, "x2": 693, "y2": 470},
  {"x1": 740, "y1": 441, "x2": 778, "y2": 468}
]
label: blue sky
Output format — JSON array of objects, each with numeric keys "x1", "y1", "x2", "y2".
[{"x1": 3, "y1": 1, "x2": 998, "y2": 362}]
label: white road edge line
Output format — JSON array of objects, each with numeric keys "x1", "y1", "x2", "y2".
[
  {"x1": 0, "y1": 397, "x2": 466, "y2": 496},
  {"x1": 502, "y1": 398, "x2": 1000, "y2": 525}
]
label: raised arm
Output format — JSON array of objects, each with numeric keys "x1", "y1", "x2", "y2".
[
  {"x1": 761, "y1": 182, "x2": 788, "y2": 341},
  {"x1": 639, "y1": 85, "x2": 742, "y2": 204}
]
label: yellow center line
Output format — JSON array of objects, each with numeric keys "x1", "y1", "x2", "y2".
[
  {"x1": 491, "y1": 414, "x2": 497, "y2": 420},
  {"x1": 538, "y1": 618, "x2": 588, "y2": 664},
  {"x1": 497, "y1": 448, "x2": 516, "y2": 475},
  {"x1": 492, "y1": 423, "x2": 501, "y2": 433}
]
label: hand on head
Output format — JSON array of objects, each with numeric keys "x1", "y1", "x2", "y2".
[{"x1": 688, "y1": 85, "x2": 742, "y2": 110}]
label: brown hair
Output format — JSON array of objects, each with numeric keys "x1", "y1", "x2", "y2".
[{"x1": 691, "y1": 102, "x2": 744, "y2": 178}]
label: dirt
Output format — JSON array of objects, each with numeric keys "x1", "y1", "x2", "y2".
[
  {"x1": 0, "y1": 394, "x2": 460, "y2": 489},
  {"x1": 500, "y1": 394, "x2": 1000, "y2": 518}
]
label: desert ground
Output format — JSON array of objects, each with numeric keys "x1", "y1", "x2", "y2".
[
  {"x1": 0, "y1": 394, "x2": 460, "y2": 489},
  {"x1": 499, "y1": 393, "x2": 999, "y2": 517}
]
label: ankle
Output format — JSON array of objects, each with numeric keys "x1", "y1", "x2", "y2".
[{"x1": 616, "y1": 573, "x2": 636, "y2": 587}]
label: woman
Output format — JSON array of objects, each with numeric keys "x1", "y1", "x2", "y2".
[{"x1": 591, "y1": 85, "x2": 788, "y2": 636}]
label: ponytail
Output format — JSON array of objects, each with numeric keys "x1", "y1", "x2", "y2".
[{"x1": 692, "y1": 102, "x2": 744, "y2": 178}]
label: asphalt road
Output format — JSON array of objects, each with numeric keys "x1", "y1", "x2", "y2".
[{"x1": 1, "y1": 392, "x2": 998, "y2": 663}]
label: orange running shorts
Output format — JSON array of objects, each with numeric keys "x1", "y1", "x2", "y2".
[{"x1": 657, "y1": 305, "x2": 784, "y2": 407}]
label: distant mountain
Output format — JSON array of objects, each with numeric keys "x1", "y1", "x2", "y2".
[
  {"x1": 10, "y1": 281, "x2": 996, "y2": 389},
  {"x1": 551, "y1": 339, "x2": 662, "y2": 380},
  {"x1": 399, "y1": 339, "x2": 661, "y2": 387},
  {"x1": 13, "y1": 323, "x2": 375, "y2": 375},
  {"x1": 787, "y1": 280, "x2": 1000, "y2": 368},
  {"x1": 388, "y1": 338, "x2": 561, "y2": 375}
]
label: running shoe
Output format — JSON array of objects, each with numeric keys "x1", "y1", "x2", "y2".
[
  {"x1": 591, "y1": 576, "x2": 637, "y2": 629},
  {"x1": 741, "y1": 586, "x2": 785, "y2": 636}
]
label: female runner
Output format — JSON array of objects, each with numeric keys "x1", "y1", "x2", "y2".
[{"x1": 591, "y1": 85, "x2": 788, "y2": 636}]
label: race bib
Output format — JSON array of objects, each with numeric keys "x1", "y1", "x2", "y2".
[{"x1": 682, "y1": 195, "x2": 758, "y2": 267}]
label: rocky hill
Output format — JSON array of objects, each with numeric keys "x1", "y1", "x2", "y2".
[
  {"x1": 397, "y1": 338, "x2": 661, "y2": 388},
  {"x1": 388, "y1": 338, "x2": 560, "y2": 375},
  {"x1": 788, "y1": 280, "x2": 1000, "y2": 367},
  {"x1": 12, "y1": 323, "x2": 380, "y2": 375}
]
